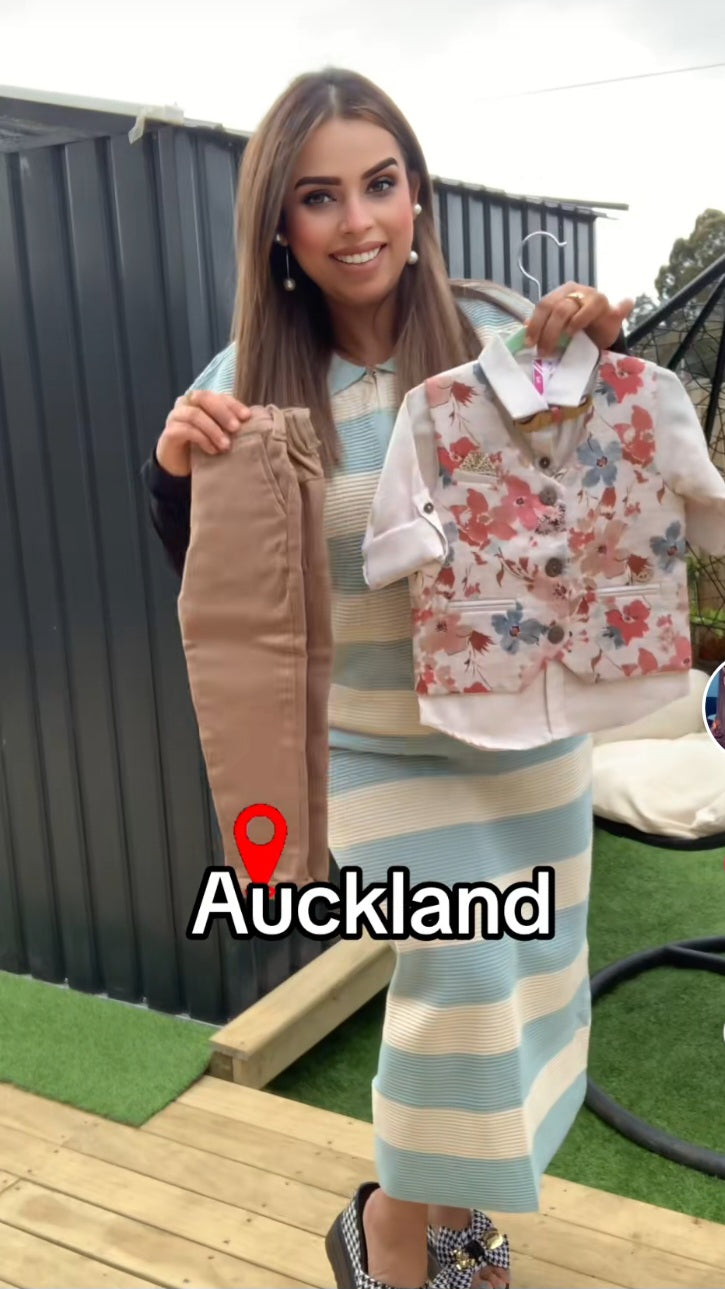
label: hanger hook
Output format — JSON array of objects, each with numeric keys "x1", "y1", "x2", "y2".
[{"x1": 517, "y1": 230, "x2": 568, "y2": 302}]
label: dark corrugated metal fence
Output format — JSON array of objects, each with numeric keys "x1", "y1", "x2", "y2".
[{"x1": 0, "y1": 97, "x2": 600, "y2": 1023}]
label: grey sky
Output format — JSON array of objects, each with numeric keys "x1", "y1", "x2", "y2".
[{"x1": 3, "y1": 0, "x2": 724, "y2": 304}]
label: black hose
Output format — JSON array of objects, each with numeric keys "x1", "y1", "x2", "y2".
[{"x1": 585, "y1": 937, "x2": 725, "y2": 1178}]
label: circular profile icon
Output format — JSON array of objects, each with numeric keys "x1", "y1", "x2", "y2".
[{"x1": 702, "y1": 661, "x2": 725, "y2": 751}]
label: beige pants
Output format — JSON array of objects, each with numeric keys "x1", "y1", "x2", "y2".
[{"x1": 177, "y1": 406, "x2": 333, "y2": 889}]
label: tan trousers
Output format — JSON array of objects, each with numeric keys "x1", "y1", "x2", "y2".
[{"x1": 177, "y1": 406, "x2": 333, "y2": 889}]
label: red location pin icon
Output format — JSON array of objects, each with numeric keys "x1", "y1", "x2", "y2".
[{"x1": 233, "y1": 804, "x2": 287, "y2": 895}]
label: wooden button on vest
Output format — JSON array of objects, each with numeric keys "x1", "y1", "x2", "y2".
[{"x1": 547, "y1": 624, "x2": 565, "y2": 644}]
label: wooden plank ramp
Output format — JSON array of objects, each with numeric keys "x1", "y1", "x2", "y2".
[
  {"x1": 0, "y1": 1078, "x2": 724, "y2": 1289},
  {"x1": 210, "y1": 932, "x2": 394, "y2": 1086}
]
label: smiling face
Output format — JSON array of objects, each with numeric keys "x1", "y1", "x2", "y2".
[{"x1": 282, "y1": 117, "x2": 419, "y2": 310}]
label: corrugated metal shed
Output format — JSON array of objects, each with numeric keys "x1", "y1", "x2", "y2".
[{"x1": 0, "y1": 86, "x2": 622, "y2": 1023}]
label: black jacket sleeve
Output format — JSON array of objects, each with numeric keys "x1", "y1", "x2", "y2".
[{"x1": 140, "y1": 447, "x2": 191, "y2": 580}]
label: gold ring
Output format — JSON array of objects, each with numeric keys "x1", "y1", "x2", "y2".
[{"x1": 566, "y1": 291, "x2": 586, "y2": 308}]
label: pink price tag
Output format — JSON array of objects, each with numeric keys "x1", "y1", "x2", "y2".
[{"x1": 533, "y1": 358, "x2": 559, "y2": 397}]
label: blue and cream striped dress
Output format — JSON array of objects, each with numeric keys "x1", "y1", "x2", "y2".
[{"x1": 189, "y1": 295, "x2": 593, "y2": 1214}]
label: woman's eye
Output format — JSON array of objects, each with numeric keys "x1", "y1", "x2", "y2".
[
  {"x1": 302, "y1": 177, "x2": 395, "y2": 206},
  {"x1": 303, "y1": 191, "x2": 333, "y2": 206}
]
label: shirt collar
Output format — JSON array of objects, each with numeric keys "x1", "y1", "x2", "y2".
[
  {"x1": 328, "y1": 352, "x2": 396, "y2": 397},
  {"x1": 476, "y1": 330, "x2": 600, "y2": 419}
]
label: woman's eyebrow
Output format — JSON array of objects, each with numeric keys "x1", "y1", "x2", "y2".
[{"x1": 293, "y1": 157, "x2": 398, "y2": 190}]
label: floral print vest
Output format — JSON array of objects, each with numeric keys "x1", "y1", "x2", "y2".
[{"x1": 411, "y1": 352, "x2": 693, "y2": 698}]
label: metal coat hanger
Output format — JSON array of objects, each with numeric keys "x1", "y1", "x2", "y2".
[
  {"x1": 518, "y1": 229, "x2": 567, "y2": 303},
  {"x1": 506, "y1": 230, "x2": 569, "y2": 354}
]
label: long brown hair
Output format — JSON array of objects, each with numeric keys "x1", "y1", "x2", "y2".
[{"x1": 231, "y1": 68, "x2": 524, "y2": 475}]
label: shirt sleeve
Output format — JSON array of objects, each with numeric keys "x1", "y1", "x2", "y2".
[
  {"x1": 654, "y1": 366, "x2": 725, "y2": 555},
  {"x1": 138, "y1": 343, "x2": 237, "y2": 579},
  {"x1": 140, "y1": 447, "x2": 191, "y2": 579},
  {"x1": 362, "y1": 387, "x2": 448, "y2": 590}
]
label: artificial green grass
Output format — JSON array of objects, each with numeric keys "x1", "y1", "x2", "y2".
[
  {"x1": 0, "y1": 972, "x2": 213, "y2": 1125},
  {"x1": 268, "y1": 829, "x2": 725, "y2": 1224},
  {"x1": 548, "y1": 830, "x2": 725, "y2": 1222}
]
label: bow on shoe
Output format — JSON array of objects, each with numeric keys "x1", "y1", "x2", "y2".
[{"x1": 427, "y1": 1211, "x2": 510, "y2": 1289}]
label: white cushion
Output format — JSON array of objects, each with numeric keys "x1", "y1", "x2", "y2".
[
  {"x1": 592, "y1": 669, "x2": 725, "y2": 839},
  {"x1": 592, "y1": 669, "x2": 709, "y2": 745},
  {"x1": 593, "y1": 731, "x2": 725, "y2": 839}
]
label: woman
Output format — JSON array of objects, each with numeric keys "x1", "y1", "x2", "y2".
[
  {"x1": 710, "y1": 668, "x2": 725, "y2": 747},
  {"x1": 141, "y1": 68, "x2": 634, "y2": 1289}
]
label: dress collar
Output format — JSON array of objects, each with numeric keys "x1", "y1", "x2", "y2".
[
  {"x1": 328, "y1": 352, "x2": 396, "y2": 397},
  {"x1": 476, "y1": 330, "x2": 600, "y2": 418}
]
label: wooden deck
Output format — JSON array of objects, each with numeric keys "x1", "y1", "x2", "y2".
[{"x1": 0, "y1": 1078, "x2": 723, "y2": 1289}]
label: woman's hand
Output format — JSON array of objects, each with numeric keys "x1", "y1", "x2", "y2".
[
  {"x1": 525, "y1": 282, "x2": 635, "y2": 357},
  {"x1": 156, "y1": 390, "x2": 252, "y2": 477}
]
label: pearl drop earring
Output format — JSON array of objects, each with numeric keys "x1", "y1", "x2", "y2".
[
  {"x1": 408, "y1": 204, "x2": 422, "y2": 263},
  {"x1": 283, "y1": 250, "x2": 296, "y2": 291},
  {"x1": 274, "y1": 231, "x2": 296, "y2": 291}
]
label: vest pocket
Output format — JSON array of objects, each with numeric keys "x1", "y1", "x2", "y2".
[
  {"x1": 564, "y1": 579, "x2": 689, "y2": 681},
  {"x1": 448, "y1": 597, "x2": 519, "y2": 611},
  {"x1": 598, "y1": 581, "x2": 662, "y2": 597},
  {"x1": 452, "y1": 469, "x2": 500, "y2": 484},
  {"x1": 414, "y1": 599, "x2": 550, "y2": 696}
]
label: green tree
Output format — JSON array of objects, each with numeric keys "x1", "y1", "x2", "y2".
[
  {"x1": 627, "y1": 292, "x2": 658, "y2": 330},
  {"x1": 630, "y1": 210, "x2": 725, "y2": 377},
  {"x1": 655, "y1": 208, "x2": 725, "y2": 301}
]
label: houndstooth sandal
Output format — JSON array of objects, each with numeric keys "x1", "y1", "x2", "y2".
[
  {"x1": 326, "y1": 1181, "x2": 446, "y2": 1289},
  {"x1": 427, "y1": 1210, "x2": 510, "y2": 1288}
]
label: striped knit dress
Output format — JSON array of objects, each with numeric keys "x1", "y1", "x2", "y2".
[{"x1": 189, "y1": 294, "x2": 593, "y2": 1214}]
